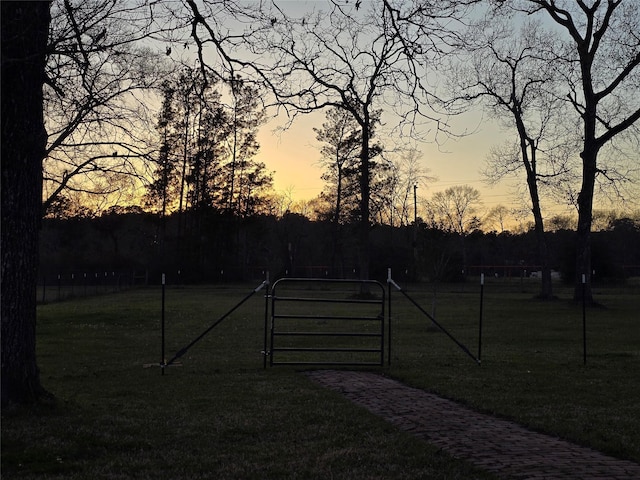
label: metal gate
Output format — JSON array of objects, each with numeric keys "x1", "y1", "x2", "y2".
[{"x1": 268, "y1": 278, "x2": 386, "y2": 366}]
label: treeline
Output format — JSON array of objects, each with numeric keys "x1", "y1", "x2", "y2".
[
  {"x1": 143, "y1": 71, "x2": 274, "y2": 219},
  {"x1": 40, "y1": 210, "x2": 640, "y2": 285}
]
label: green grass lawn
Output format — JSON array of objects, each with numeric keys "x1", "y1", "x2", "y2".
[
  {"x1": 2, "y1": 279, "x2": 639, "y2": 479},
  {"x1": 389, "y1": 280, "x2": 640, "y2": 463}
]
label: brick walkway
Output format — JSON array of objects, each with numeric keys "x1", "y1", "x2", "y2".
[{"x1": 305, "y1": 370, "x2": 640, "y2": 480}]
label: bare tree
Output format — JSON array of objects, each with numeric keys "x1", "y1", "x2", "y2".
[
  {"x1": 183, "y1": 0, "x2": 471, "y2": 279},
  {"x1": 386, "y1": 147, "x2": 433, "y2": 227},
  {"x1": 457, "y1": 18, "x2": 567, "y2": 298},
  {"x1": 43, "y1": 0, "x2": 170, "y2": 216},
  {"x1": 2, "y1": 1, "x2": 52, "y2": 406},
  {"x1": 484, "y1": 205, "x2": 513, "y2": 233},
  {"x1": 498, "y1": 0, "x2": 640, "y2": 302},
  {"x1": 2, "y1": 0, "x2": 215, "y2": 406},
  {"x1": 1, "y1": 0, "x2": 238, "y2": 407},
  {"x1": 430, "y1": 185, "x2": 483, "y2": 233},
  {"x1": 428, "y1": 185, "x2": 483, "y2": 276}
]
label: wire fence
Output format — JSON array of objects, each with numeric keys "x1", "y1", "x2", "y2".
[
  {"x1": 37, "y1": 263, "x2": 640, "y2": 304},
  {"x1": 37, "y1": 270, "x2": 147, "y2": 304}
]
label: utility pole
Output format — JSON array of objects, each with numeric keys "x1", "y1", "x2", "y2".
[{"x1": 414, "y1": 184, "x2": 417, "y2": 225}]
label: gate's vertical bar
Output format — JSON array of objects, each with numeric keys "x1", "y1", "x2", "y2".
[
  {"x1": 380, "y1": 284, "x2": 385, "y2": 367},
  {"x1": 478, "y1": 273, "x2": 484, "y2": 364},
  {"x1": 263, "y1": 271, "x2": 270, "y2": 369},
  {"x1": 269, "y1": 278, "x2": 276, "y2": 367},
  {"x1": 161, "y1": 273, "x2": 166, "y2": 375}
]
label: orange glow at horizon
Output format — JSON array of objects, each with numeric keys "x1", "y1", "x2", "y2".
[
  {"x1": 257, "y1": 112, "x2": 325, "y2": 202},
  {"x1": 256, "y1": 109, "x2": 556, "y2": 215}
]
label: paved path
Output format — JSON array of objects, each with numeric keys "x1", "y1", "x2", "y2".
[{"x1": 305, "y1": 370, "x2": 640, "y2": 480}]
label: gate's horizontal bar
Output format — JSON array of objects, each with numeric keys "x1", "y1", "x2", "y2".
[
  {"x1": 273, "y1": 314, "x2": 382, "y2": 321},
  {"x1": 273, "y1": 296, "x2": 382, "y2": 304},
  {"x1": 272, "y1": 277, "x2": 384, "y2": 286},
  {"x1": 272, "y1": 347, "x2": 382, "y2": 353},
  {"x1": 271, "y1": 361, "x2": 383, "y2": 366},
  {"x1": 274, "y1": 332, "x2": 381, "y2": 337}
]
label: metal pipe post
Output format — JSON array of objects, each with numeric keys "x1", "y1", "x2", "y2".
[
  {"x1": 582, "y1": 273, "x2": 587, "y2": 365},
  {"x1": 161, "y1": 273, "x2": 166, "y2": 375},
  {"x1": 387, "y1": 268, "x2": 392, "y2": 366},
  {"x1": 478, "y1": 273, "x2": 484, "y2": 364},
  {"x1": 263, "y1": 271, "x2": 270, "y2": 369}
]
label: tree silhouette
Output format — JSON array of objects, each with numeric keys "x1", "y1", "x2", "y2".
[
  {"x1": 458, "y1": 18, "x2": 567, "y2": 299},
  {"x1": 428, "y1": 185, "x2": 483, "y2": 277},
  {"x1": 501, "y1": 0, "x2": 640, "y2": 302},
  {"x1": 184, "y1": 0, "x2": 470, "y2": 279},
  {"x1": 2, "y1": 1, "x2": 52, "y2": 406},
  {"x1": 43, "y1": 0, "x2": 168, "y2": 215}
]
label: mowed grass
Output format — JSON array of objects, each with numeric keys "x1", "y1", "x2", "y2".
[
  {"x1": 2, "y1": 278, "x2": 639, "y2": 478},
  {"x1": 389, "y1": 279, "x2": 640, "y2": 463}
]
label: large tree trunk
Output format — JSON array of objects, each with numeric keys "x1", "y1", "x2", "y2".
[
  {"x1": 331, "y1": 165, "x2": 344, "y2": 277},
  {"x1": 572, "y1": 73, "x2": 599, "y2": 304},
  {"x1": 515, "y1": 112, "x2": 554, "y2": 300},
  {"x1": 1, "y1": 1, "x2": 52, "y2": 407},
  {"x1": 527, "y1": 170, "x2": 553, "y2": 300},
  {"x1": 573, "y1": 148, "x2": 597, "y2": 303},
  {"x1": 358, "y1": 124, "x2": 371, "y2": 281}
]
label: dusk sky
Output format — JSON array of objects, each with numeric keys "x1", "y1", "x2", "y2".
[
  {"x1": 235, "y1": 1, "x2": 573, "y2": 218},
  {"x1": 161, "y1": 1, "x2": 634, "y2": 219},
  {"x1": 257, "y1": 105, "x2": 535, "y2": 212}
]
